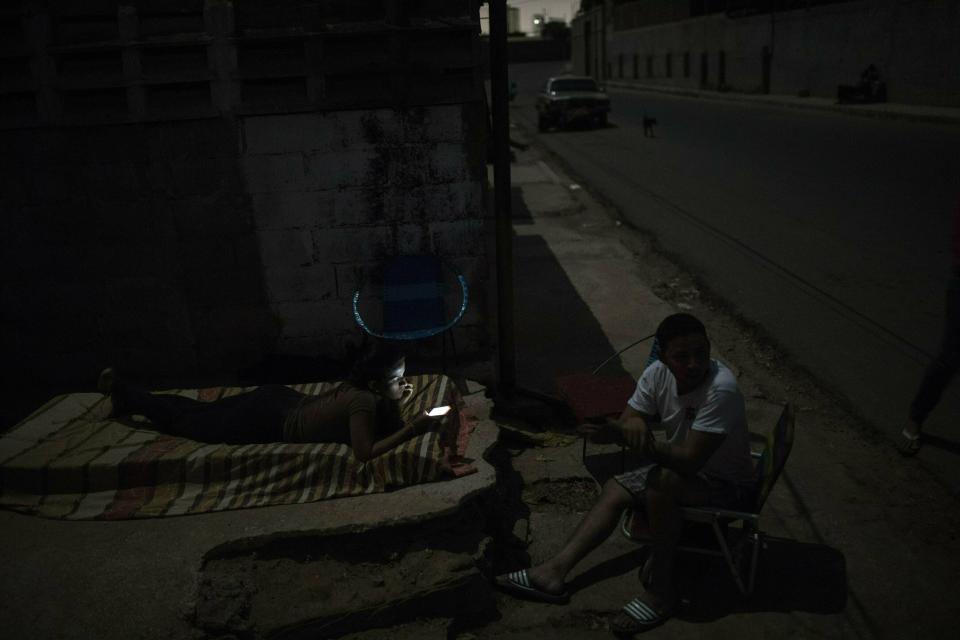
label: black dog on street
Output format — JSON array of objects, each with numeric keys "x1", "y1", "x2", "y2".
[{"x1": 643, "y1": 113, "x2": 657, "y2": 137}]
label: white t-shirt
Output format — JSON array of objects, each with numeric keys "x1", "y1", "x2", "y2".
[{"x1": 627, "y1": 359, "x2": 753, "y2": 485}]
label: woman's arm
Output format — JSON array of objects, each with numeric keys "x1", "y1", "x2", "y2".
[{"x1": 349, "y1": 411, "x2": 433, "y2": 463}]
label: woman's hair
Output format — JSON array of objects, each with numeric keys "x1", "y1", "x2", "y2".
[
  {"x1": 655, "y1": 313, "x2": 708, "y2": 355},
  {"x1": 346, "y1": 340, "x2": 405, "y2": 390},
  {"x1": 343, "y1": 341, "x2": 405, "y2": 434}
]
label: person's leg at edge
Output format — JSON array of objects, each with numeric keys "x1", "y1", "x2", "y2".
[
  {"x1": 109, "y1": 376, "x2": 204, "y2": 427},
  {"x1": 524, "y1": 478, "x2": 634, "y2": 595},
  {"x1": 903, "y1": 276, "x2": 960, "y2": 452},
  {"x1": 133, "y1": 385, "x2": 300, "y2": 443}
]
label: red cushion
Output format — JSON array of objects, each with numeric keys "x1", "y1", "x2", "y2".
[{"x1": 555, "y1": 373, "x2": 637, "y2": 423}]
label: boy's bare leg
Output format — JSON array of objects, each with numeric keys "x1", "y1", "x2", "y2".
[
  {"x1": 636, "y1": 475, "x2": 682, "y2": 609},
  {"x1": 633, "y1": 468, "x2": 713, "y2": 609},
  {"x1": 524, "y1": 478, "x2": 634, "y2": 594}
]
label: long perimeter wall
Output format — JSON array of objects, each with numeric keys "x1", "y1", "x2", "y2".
[{"x1": 573, "y1": 0, "x2": 960, "y2": 107}]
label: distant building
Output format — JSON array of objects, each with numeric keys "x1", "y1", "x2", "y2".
[
  {"x1": 507, "y1": 5, "x2": 521, "y2": 34},
  {"x1": 573, "y1": 0, "x2": 960, "y2": 107},
  {"x1": 532, "y1": 13, "x2": 545, "y2": 36}
]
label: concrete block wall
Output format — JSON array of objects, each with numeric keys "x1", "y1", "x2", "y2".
[
  {"x1": 240, "y1": 104, "x2": 491, "y2": 363},
  {"x1": 770, "y1": 0, "x2": 960, "y2": 105},
  {"x1": 571, "y1": 6, "x2": 606, "y2": 81},
  {"x1": 0, "y1": 120, "x2": 279, "y2": 387},
  {"x1": 0, "y1": 0, "x2": 492, "y2": 411},
  {"x1": 614, "y1": 0, "x2": 691, "y2": 31},
  {"x1": 605, "y1": 14, "x2": 770, "y2": 93}
]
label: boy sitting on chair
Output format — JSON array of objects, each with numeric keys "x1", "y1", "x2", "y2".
[{"x1": 495, "y1": 313, "x2": 754, "y2": 634}]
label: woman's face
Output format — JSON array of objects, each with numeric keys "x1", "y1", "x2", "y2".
[{"x1": 374, "y1": 359, "x2": 410, "y2": 401}]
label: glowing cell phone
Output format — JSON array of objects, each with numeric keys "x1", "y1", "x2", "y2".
[{"x1": 426, "y1": 405, "x2": 451, "y2": 417}]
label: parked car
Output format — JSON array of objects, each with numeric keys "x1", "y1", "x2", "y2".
[{"x1": 535, "y1": 75, "x2": 610, "y2": 131}]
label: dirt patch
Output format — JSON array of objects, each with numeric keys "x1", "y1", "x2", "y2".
[
  {"x1": 195, "y1": 514, "x2": 494, "y2": 639},
  {"x1": 523, "y1": 478, "x2": 599, "y2": 514},
  {"x1": 338, "y1": 618, "x2": 452, "y2": 640}
]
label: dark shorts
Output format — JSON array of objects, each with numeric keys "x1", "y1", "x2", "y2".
[{"x1": 614, "y1": 462, "x2": 748, "y2": 510}]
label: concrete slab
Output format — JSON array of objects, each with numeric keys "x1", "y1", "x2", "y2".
[
  {"x1": 515, "y1": 182, "x2": 577, "y2": 215},
  {"x1": 0, "y1": 384, "x2": 499, "y2": 640},
  {"x1": 508, "y1": 161, "x2": 561, "y2": 186},
  {"x1": 512, "y1": 168, "x2": 673, "y2": 381}
]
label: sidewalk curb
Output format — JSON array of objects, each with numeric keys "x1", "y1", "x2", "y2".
[{"x1": 604, "y1": 80, "x2": 960, "y2": 126}]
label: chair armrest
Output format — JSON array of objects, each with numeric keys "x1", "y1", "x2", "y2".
[{"x1": 680, "y1": 505, "x2": 760, "y2": 524}]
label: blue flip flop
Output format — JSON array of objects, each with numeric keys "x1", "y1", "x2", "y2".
[{"x1": 495, "y1": 569, "x2": 570, "y2": 604}]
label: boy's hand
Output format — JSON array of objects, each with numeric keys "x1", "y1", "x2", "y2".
[
  {"x1": 620, "y1": 419, "x2": 654, "y2": 454},
  {"x1": 577, "y1": 419, "x2": 622, "y2": 444}
]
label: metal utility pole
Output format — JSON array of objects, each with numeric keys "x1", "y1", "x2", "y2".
[
  {"x1": 600, "y1": 0, "x2": 607, "y2": 79},
  {"x1": 768, "y1": 0, "x2": 777, "y2": 92},
  {"x1": 489, "y1": 0, "x2": 516, "y2": 393}
]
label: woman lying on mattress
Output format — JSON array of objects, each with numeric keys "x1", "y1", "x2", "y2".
[{"x1": 97, "y1": 342, "x2": 438, "y2": 462}]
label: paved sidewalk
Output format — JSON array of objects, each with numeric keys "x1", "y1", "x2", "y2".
[
  {"x1": 481, "y1": 128, "x2": 960, "y2": 639},
  {"x1": 604, "y1": 79, "x2": 960, "y2": 126}
]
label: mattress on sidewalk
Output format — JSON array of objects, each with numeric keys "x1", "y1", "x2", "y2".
[{"x1": 0, "y1": 374, "x2": 476, "y2": 520}]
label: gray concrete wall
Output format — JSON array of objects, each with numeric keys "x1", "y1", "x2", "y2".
[
  {"x1": 571, "y1": 6, "x2": 606, "y2": 80},
  {"x1": 606, "y1": 13, "x2": 769, "y2": 93},
  {"x1": 0, "y1": 0, "x2": 493, "y2": 408},
  {"x1": 576, "y1": 0, "x2": 960, "y2": 106},
  {"x1": 239, "y1": 105, "x2": 491, "y2": 364},
  {"x1": 0, "y1": 103, "x2": 492, "y2": 389},
  {"x1": 769, "y1": 0, "x2": 960, "y2": 105}
]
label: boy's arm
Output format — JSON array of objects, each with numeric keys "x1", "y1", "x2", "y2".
[
  {"x1": 615, "y1": 404, "x2": 657, "y2": 450},
  {"x1": 646, "y1": 389, "x2": 740, "y2": 474},
  {"x1": 578, "y1": 405, "x2": 656, "y2": 448},
  {"x1": 647, "y1": 429, "x2": 725, "y2": 475}
]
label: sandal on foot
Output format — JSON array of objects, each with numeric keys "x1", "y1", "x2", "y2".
[
  {"x1": 494, "y1": 569, "x2": 569, "y2": 604},
  {"x1": 896, "y1": 428, "x2": 921, "y2": 456},
  {"x1": 610, "y1": 597, "x2": 673, "y2": 635}
]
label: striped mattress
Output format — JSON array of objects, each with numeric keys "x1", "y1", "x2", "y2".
[{"x1": 0, "y1": 374, "x2": 475, "y2": 520}]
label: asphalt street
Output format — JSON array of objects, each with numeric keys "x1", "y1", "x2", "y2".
[{"x1": 508, "y1": 61, "x2": 960, "y2": 492}]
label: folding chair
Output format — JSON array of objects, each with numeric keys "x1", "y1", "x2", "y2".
[
  {"x1": 352, "y1": 255, "x2": 468, "y2": 368},
  {"x1": 620, "y1": 402, "x2": 796, "y2": 596},
  {"x1": 559, "y1": 335, "x2": 658, "y2": 468}
]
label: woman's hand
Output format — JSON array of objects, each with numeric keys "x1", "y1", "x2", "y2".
[
  {"x1": 400, "y1": 381, "x2": 415, "y2": 403},
  {"x1": 410, "y1": 415, "x2": 439, "y2": 436}
]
